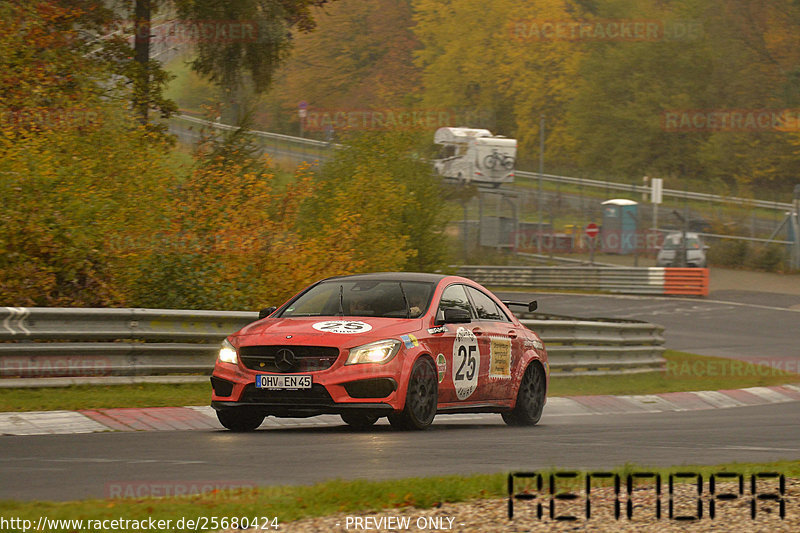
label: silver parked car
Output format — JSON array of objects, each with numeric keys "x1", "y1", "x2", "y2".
[{"x1": 656, "y1": 232, "x2": 708, "y2": 268}]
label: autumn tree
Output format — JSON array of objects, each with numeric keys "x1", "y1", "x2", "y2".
[
  {"x1": 412, "y1": 0, "x2": 588, "y2": 168},
  {"x1": 566, "y1": 0, "x2": 800, "y2": 194},
  {"x1": 0, "y1": 1, "x2": 175, "y2": 305},
  {"x1": 301, "y1": 131, "x2": 452, "y2": 273},
  {"x1": 259, "y1": 0, "x2": 422, "y2": 133}
]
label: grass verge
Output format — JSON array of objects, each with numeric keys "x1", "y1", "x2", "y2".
[
  {"x1": 549, "y1": 350, "x2": 800, "y2": 397},
  {"x1": 1, "y1": 351, "x2": 797, "y2": 413},
  {"x1": 0, "y1": 461, "x2": 797, "y2": 529}
]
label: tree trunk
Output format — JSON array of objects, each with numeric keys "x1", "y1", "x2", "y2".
[{"x1": 134, "y1": 0, "x2": 152, "y2": 125}]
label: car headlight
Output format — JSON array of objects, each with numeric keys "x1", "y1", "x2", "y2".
[
  {"x1": 218, "y1": 339, "x2": 238, "y2": 365},
  {"x1": 345, "y1": 339, "x2": 401, "y2": 365}
]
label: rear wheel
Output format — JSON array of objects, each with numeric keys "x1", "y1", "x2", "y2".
[
  {"x1": 216, "y1": 408, "x2": 265, "y2": 432},
  {"x1": 502, "y1": 363, "x2": 545, "y2": 426},
  {"x1": 340, "y1": 412, "x2": 379, "y2": 429},
  {"x1": 389, "y1": 357, "x2": 438, "y2": 430}
]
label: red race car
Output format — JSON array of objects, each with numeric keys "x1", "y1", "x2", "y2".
[{"x1": 211, "y1": 272, "x2": 548, "y2": 431}]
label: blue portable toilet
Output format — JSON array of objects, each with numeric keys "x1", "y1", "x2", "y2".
[{"x1": 601, "y1": 199, "x2": 639, "y2": 254}]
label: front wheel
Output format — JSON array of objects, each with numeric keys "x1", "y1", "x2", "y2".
[
  {"x1": 502, "y1": 363, "x2": 545, "y2": 426},
  {"x1": 484, "y1": 155, "x2": 497, "y2": 170},
  {"x1": 388, "y1": 357, "x2": 438, "y2": 430},
  {"x1": 216, "y1": 408, "x2": 265, "y2": 432}
]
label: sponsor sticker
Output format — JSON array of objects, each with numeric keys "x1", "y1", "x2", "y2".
[
  {"x1": 524, "y1": 337, "x2": 544, "y2": 350},
  {"x1": 312, "y1": 321, "x2": 372, "y2": 334},
  {"x1": 427, "y1": 325, "x2": 448, "y2": 335},
  {"x1": 453, "y1": 327, "x2": 479, "y2": 400},
  {"x1": 436, "y1": 353, "x2": 447, "y2": 383},
  {"x1": 400, "y1": 334, "x2": 419, "y2": 349},
  {"x1": 489, "y1": 338, "x2": 512, "y2": 379}
]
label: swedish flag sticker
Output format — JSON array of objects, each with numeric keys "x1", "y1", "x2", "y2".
[{"x1": 401, "y1": 334, "x2": 419, "y2": 349}]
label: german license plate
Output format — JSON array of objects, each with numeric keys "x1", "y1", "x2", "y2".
[{"x1": 255, "y1": 374, "x2": 312, "y2": 389}]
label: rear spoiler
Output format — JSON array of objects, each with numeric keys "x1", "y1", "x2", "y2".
[{"x1": 501, "y1": 300, "x2": 537, "y2": 313}]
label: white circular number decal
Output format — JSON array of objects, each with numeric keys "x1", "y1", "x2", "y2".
[
  {"x1": 312, "y1": 320, "x2": 372, "y2": 334},
  {"x1": 453, "y1": 327, "x2": 479, "y2": 400}
]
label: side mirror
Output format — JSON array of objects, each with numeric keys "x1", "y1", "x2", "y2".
[
  {"x1": 258, "y1": 306, "x2": 277, "y2": 319},
  {"x1": 442, "y1": 307, "x2": 471, "y2": 324}
]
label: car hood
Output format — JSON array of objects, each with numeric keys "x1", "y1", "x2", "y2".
[{"x1": 233, "y1": 316, "x2": 424, "y2": 348}]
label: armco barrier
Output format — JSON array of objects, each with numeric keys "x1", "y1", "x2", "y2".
[
  {"x1": 0, "y1": 308, "x2": 255, "y2": 382},
  {"x1": 663, "y1": 268, "x2": 709, "y2": 296},
  {"x1": 520, "y1": 315, "x2": 665, "y2": 375},
  {"x1": 0, "y1": 307, "x2": 665, "y2": 386},
  {"x1": 457, "y1": 266, "x2": 709, "y2": 296}
]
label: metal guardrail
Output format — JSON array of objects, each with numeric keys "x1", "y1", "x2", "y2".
[
  {"x1": 520, "y1": 314, "x2": 665, "y2": 375},
  {"x1": 0, "y1": 308, "x2": 255, "y2": 383},
  {"x1": 457, "y1": 265, "x2": 709, "y2": 296},
  {"x1": 0, "y1": 307, "x2": 665, "y2": 385},
  {"x1": 515, "y1": 170, "x2": 792, "y2": 211}
]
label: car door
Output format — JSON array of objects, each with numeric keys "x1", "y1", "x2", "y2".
[
  {"x1": 463, "y1": 285, "x2": 520, "y2": 402},
  {"x1": 426, "y1": 283, "x2": 483, "y2": 405}
]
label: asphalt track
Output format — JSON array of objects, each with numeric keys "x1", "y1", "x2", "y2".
[
  {"x1": 1, "y1": 402, "x2": 798, "y2": 501},
  {"x1": 1, "y1": 290, "x2": 798, "y2": 502}
]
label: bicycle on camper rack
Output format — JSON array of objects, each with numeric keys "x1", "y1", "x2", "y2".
[{"x1": 483, "y1": 149, "x2": 515, "y2": 170}]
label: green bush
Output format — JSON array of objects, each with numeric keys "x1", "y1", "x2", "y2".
[
  {"x1": 707, "y1": 240, "x2": 748, "y2": 268},
  {"x1": 747, "y1": 244, "x2": 787, "y2": 272},
  {"x1": 708, "y1": 240, "x2": 788, "y2": 272}
]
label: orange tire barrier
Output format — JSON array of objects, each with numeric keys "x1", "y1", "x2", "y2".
[{"x1": 664, "y1": 268, "x2": 709, "y2": 296}]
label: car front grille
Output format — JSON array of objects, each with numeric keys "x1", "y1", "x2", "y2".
[{"x1": 239, "y1": 345, "x2": 340, "y2": 373}]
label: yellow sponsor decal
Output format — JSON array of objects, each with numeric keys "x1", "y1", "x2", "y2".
[{"x1": 489, "y1": 338, "x2": 512, "y2": 379}]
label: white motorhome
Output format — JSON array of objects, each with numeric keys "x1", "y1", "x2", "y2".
[{"x1": 433, "y1": 127, "x2": 517, "y2": 187}]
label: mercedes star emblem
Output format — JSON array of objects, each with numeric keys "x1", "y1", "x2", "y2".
[{"x1": 275, "y1": 348, "x2": 296, "y2": 372}]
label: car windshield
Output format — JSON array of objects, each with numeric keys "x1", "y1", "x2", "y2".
[
  {"x1": 279, "y1": 280, "x2": 435, "y2": 319},
  {"x1": 662, "y1": 234, "x2": 702, "y2": 250}
]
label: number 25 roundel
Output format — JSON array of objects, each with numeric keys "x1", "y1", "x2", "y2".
[{"x1": 453, "y1": 327, "x2": 479, "y2": 400}]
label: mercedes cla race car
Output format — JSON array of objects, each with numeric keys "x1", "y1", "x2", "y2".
[{"x1": 211, "y1": 272, "x2": 548, "y2": 431}]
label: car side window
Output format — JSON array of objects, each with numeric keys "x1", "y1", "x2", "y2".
[
  {"x1": 465, "y1": 286, "x2": 511, "y2": 322},
  {"x1": 437, "y1": 284, "x2": 475, "y2": 321}
]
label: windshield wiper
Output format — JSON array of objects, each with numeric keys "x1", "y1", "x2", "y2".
[
  {"x1": 398, "y1": 282, "x2": 410, "y2": 319},
  {"x1": 338, "y1": 285, "x2": 344, "y2": 317}
]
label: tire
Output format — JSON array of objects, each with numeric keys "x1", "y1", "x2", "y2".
[
  {"x1": 340, "y1": 412, "x2": 379, "y2": 429},
  {"x1": 484, "y1": 155, "x2": 497, "y2": 170},
  {"x1": 388, "y1": 357, "x2": 438, "y2": 430},
  {"x1": 502, "y1": 362, "x2": 545, "y2": 426},
  {"x1": 502, "y1": 156, "x2": 515, "y2": 170},
  {"x1": 216, "y1": 408, "x2": 265, "y2": 432}
]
